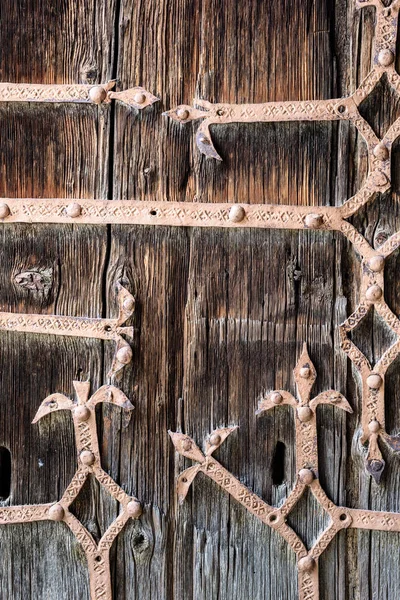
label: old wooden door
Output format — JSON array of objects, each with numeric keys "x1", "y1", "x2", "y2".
[{"x1": 1, "y1": 0, "x2": 400, "y2": 598}]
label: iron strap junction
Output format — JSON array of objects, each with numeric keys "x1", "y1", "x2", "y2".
[{"x1": 1, "y1": 1, "x2": 400, "y2": 599}]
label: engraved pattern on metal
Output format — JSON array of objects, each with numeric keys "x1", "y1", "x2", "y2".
[
  {"x1": 0, "y1": 381, "x2": 141, "y2": 600},
  {"x1": 0, "y1": 282, "x2": 135, "y2": 377},
  {"x1": 165, "y1": 0, "x2": 400, "y2": 161},
  {"x1": 0, "y1": 80, "x2": 159, "y2": 108},
  {"x1": 170, "y1": 346, "x2": 400, "y2": 600}
]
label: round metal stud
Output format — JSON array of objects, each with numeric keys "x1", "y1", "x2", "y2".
[
  {"x1": 298, "y1": 556, "x2": 316, "y2": 573},
  {"x1": 378, "y1": 49, "x2": 394, "y2": 66},
  {"x1": 299, "y1": 468, "x2": 315, "y2": 485},
  {"x1": 298, "y1": 407, "x2": 313, "y2": 423},
  {"x1": 123, "y1": 297, "x2": 135, "y2": 312},
  {"x1": 368, "y1": 420, "x2": 381, "y2": 434},
  {"x1": 365, "y1": 285, "x2": 383, "y2": 302},
  {"x1": 116, "y1": 346, "x2": 133, "y2": 365},
  {"x1": 74, "y1": 405, "x2": 91, "y2": 422},
  {"x1": 127, "y1": 500, "x2": 142, "y2": 519},
  {"x1": 176, "y1": 107, "x2": 190, "y2": 120},
  {"x1": 0, "y1": 203, "x2": 10, "y2": 219},
  {"x1": 368, "y1": 255, "x2": 385, "y2": 273},
  {"x1": 271, "y1": 392, "x2": 283, "y2": 405},
  {"x1": 133, "y1": 92, "x2": 147, "y2": 105},
  {"x1": 373, "y1": 143, "x2": 389, "y2": 161},
  {"x1": 229, "y1": 205, "x2": 246, "y2": 223},
  {"x1": 366, "y1": 373, "x2": 382, "y2": 390},
  {"x1": 304, "y1": 214, "x2": 323, "y2": 229},
  {"x1": 209, "y1": 433, "x2": 222, "y2": 446},
  {"x1": 181, "y1": 439, "x2": 192, "y2": 452},
  {"x1": 80, "y1": 450, "x2": 95, "y2": 466},
  {"x1": 299, "y1": 367, "x2": 311, "y2": 379},
  {"x1": 89, "y1": 86, "x2": 107, "y2": 104},
  {"x1": 66, "y1": 202, "x2": 82, "y2": 218},
  {"x1": 49, "y1": 504, "x2": 65, "y2": 521}
]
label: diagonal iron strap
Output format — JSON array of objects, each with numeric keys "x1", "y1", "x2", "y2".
[
  {"x1": 0, "y1": 282, "x2": 135, "y2": 377},
  {"x1": 0, "y1": 381, "x2": 142, "y2": 600},
  {"x1": 0, "y1": 79, "x2": 159, "y2": 109}
]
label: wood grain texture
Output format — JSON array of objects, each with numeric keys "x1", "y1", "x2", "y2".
[{"x1": 1, "y1": 0, "x2": 400, "y2": 599}]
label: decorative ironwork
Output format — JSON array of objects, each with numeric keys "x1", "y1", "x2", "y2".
[
  {"x1": 0, "y1": 282, "x2": 135, "y2": 377},
  {"x1": 0, "y1": 381, "x2": 141, "y2": 600},
  {"x1": 165, "y1": 0, "x2": 400, "y2": 161},
  {"x1": 0, "y1": 80, "x2": 158, "y2": 109},
  {"x1": 170, "y1": 346, "x2": 400, "y2": 600}
]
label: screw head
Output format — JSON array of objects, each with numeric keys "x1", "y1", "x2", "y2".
[
  {"x1": 299, "y1": 468, "x2": 315, "y2": 485},
  {"x1": 298, "y1": 556, "x2": 316, "y2": 573},
  {"x1": 229, "y1": 205, "x2": 246, "y2": 223},
  {"x1": 133, "y1": 92, "x2": 147, "y2": 105},
  {"x1": 74, "y1": 405, "x2": 91, "y2": 422},
  {"x1": 367, "y1": 373, "x2": 382, "y2": 390},
  {"x1": 270, "y1": 392, "x2": 283, "y2": 405},
  {"x1": 127, "y1": 500, "x2": 142, "y2": 518},
  {"x1": 368, "y1": 255, "x2": 385, "y2": 272},
  {"x1": 181, "y1": 439, "x2": 192, "y2": 451},
  {"x1": 299, "y1": 367, "x2": 311, "y2": 379},
  {"x1": 378, "y1": 49, "x2": 394, "y2": 66},
  {"x1": 80, "y1": 450, "x2": 95, "y2": 466},
  {"x1": 0, "y1": 203, "x2": 10, "y2": 219},
  {"x1": 373, "y1": 143, "x2": 389, "y2": 161},
  {"x1": 48, "y1": 504, "x2": 65, "y2": 521},
  {"x1": 366, "y1": 285, "x2": 383, "y2": 302},
  {"x1": 116, "y1": 346, "x2": 133, "y2": 365},
  {"x1": 298, "y1": 407, "x2": 313, "y2": 423},
  {"x1": 66, "y1": 202, "x2": 82, "y2": 218},
  {"x1": 123, "y1": 296, "x2": 135, "y2": 312},
  {"x1": 304, "y1": 214, "x2": 323, "y2": 229},
  {"x1": 89, "y1": 86, "x2": 107, "y2": 104},
  {"x1": 176, "y1": 107, "x2": 190, "y2": 120},
  {"x1": 368, "y1": 420, "x2": 381, "y2": 434},
  {"x1": 209, "y1": 433, "x2": 222, "y2": 446}
]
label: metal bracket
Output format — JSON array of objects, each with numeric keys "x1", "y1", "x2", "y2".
[
  {"x1": 0, "y1": 381, "x2": 141, "y2": 600},
  {"x1": 0, "y1": 79, "x2": 159, "y2": 109},
  {"x1": 0, "y1": 282, "x2": 135, "y2": 377},
  {"x1": 165, "y1": 0, "x2": 400, "y2": 161},
  {"x1": 170, "y1": 345, "x2": 400, "y2": 600}
]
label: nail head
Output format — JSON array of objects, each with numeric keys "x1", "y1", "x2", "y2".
[
  {"x1": 66, "y1": 202, "x2": 82, "y2": 218},
  {"x1": 299, "y1": 468, "x2": 315, "y2": 485},
  {"x1": 366, "y1": 373, "x2": 382, "y2": 390},
  {"x1": 366, "y1": 285, "x2": 383, "y2": 302},
  {"x1": 80, "y1": 450, "x2": 95, "y2": 466},
  {"x1": 209, "y1": 433, "x2": 222, "y2": 446},
  {"x1": 116, "y1": 346, "x2": 133, "y2": 365},
  {"x1": 271, "y1": 392, "x2": 283, "y2": 405},
  {"x1": 368, "y1": 255, "x2": 385, "y2": 272},
  {"x1": 0, "y1": 203, "x2": 10, "y2": 219},
  {"x1": 229, "y1": 205, "x2": 246, "y2": 223},
  {"x1": 74, "y1": 406, "x2": 91, "y2": 422},
  {"x1": 298, "y1": 556, "x2": 316, "y2": 573},
  {"x1": 304, "y1": 214, "x2": 323, "y2": 229},
  {"x1": 127, "y1": 500, "x2": 142, "y2": 518},
  {"x1": 298, "y1": 407, "x2": 313, "y2": 423},
  {"x1": 378, "y1": 49, "x2": 394, "y2": 66},
  {"x1": 368, "y1": 420, "x2": 381, "y2": 434},
  {"x1": 89, "y1": 86, "x2": 107, "y2": 104},
  {"x1": 48, "y1": 504, "x2": 65, "y2": 521}
]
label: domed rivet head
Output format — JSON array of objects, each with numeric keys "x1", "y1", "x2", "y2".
[
  {"x1": 66, "y1": 202, "x2": 82, "y2": 218},
  {"x1": 368, "y1": 255, "x2": 385, "y2": 272},
  {"x1": 209, "y1": 433, "x2": 222, "y2": 446},
  {"x1": 373, "y1": 143, "x2": 389, "y2": 161},
  {"x1": 181, "y1": 439, "x2": 192, "y2": 452},
  {"x1": 176, "y1": 107, "x2": 190, "y2": 120},
  {"x1": 74, "y1": 406, "x2": 91, "y2": 422},
  {"x1": 0, "y1": 203, "x2": 10, "y2": 219},
  {"x1": 49, "y1": 504, "x2": 65, "y2": 521},
  {"x1": 366, "y1": 285, "x2": 383, "y2": 302},
  {"x1": 298, "y1": 407, "x2": 313, "y2": 423},
  {"x1": 298, "y1": 556, "x2": 316, "y2": 573},
  {"x1": 80, "y1": 450, "x2": 95, "y2": 466},
  {"x1": 378, "y1": 49, "x2": 394, "y2": 66},
  {"x1": 299, "y1": 367, "x2": 311, "y2": 379},
  {"x1": 368, "y1": 420, "x2": 381, "y2": 434},
  {"x1": 116, "y1": 346, "x2": 133, "y2": 365},
  {"x1": 127, "y1": 500, "x2": 142, "y2": 519},
  {"x1": 123, "y1": 297, "x2": 135, "y2": 312},
  {"x1": 304, "y1": 214, "x2": 323, "y2": 229},
  {"x1": 299, "y1": 468, "x2": 315, "y2": 485},
  {"x1": 367, "y1": 373, "x2": 382, "y2": 390},
  {"x1": 133, "y1": 92, "x2": 147, "y2": 105},
  {"x1": 89, "y1": 86, "x2": 107, "y2": 104},
  {"x1": 229, "y1": 205, "x2": 246, "y2": 223},
  {"x1": 271, "y1": 392, "x2": 283, "y2": 405}
]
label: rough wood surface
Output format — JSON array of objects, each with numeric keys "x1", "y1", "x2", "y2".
[{"x1": 0, "y1": 1, "x2": 399, "y2": 599}]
